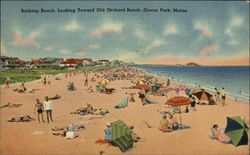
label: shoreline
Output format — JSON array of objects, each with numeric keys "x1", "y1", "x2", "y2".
[{"x1": 131, "y1": 66, "x2": 249, "y2": 104}]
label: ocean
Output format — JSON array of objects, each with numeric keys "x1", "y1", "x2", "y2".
[{"x1": 133, "y1": 65, "x2": 250, "y2": 101}]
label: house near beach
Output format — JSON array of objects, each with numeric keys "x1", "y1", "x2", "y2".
[
  {"x1": 98, "y1": 59, "x2": 110, "y2": 66},
  {"x1": 82, "y1": 58, "x2": 93, "y2": 66}
]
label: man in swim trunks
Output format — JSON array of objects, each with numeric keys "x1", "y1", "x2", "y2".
[{"x1": 34, "y1": 99, "x2": 45, "y2": 123}]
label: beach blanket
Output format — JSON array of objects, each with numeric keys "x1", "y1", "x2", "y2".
[{"x1": 114, "y1": 95, "x2": 129, "y2": 108}]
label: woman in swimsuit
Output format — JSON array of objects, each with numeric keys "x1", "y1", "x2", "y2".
[{"x1": 34, "y1": 99, "x2": 45, "y2": 123}]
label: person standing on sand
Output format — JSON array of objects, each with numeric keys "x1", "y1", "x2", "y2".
[
  {"x1": 214, "y1": 88, "x2": 220, "y2": 103},
  {"x1": 34, "y1": 99, "x2": 45, "y2": 123},
  {"x1": 220, "y1": 88, "x2": 226, "y2": 106},
  {"x1": 5, "y1": 77, "x2": 10, "y2": 88},
  {"x1": 84, "y1": 78, "x2": 88, "y2": 87},
  {"x1": 43, "y1": 96, "x2": 53, "y2": 123}
]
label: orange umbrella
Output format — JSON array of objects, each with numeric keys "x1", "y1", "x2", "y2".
[
  {"x1": 135, "y1": 84, "x2": 150, "y2": 91},
  {"x1": 165, "y1": 96, "x2": 192, "y2": 106},
  {"x1": 165, "y1": 96, "x2": 192, "y2": 129}
]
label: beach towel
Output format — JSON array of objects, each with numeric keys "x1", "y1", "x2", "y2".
[{"x1": 114, "y1": 95, "x2": 129, "y2": 108}]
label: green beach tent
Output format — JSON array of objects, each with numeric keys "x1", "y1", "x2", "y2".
[
  {"x1": 225, "y1": 116, "x2": 249, "y2": 146},
  {"x1": 111, "y1": 120, "x2": 133, "y2": 152}
]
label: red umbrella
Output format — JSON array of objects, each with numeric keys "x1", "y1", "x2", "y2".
[
  {"x1": 165, "y1": 96, "x2": 192, "y2": 129},
  {"x1": 165, "y1": 96, "x2": 192, "y2": 106},
  {"x1": 135, "y1": 84, "x2": 151, "y2": 91}
]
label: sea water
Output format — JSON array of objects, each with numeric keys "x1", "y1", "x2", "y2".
[{"x1": 133, "y1": 65, "x2": 250, "y2": 101}]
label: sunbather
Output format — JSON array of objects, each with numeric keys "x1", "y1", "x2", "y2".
[
  {"x1": 8, "y1": 115, "x2": 34, "y2": 122},
  {"x1": 210, "y1": 124, "x2": 231, "y2": 144},
  {"x1": 104, "y1": 123, "x2": 112, "y2": 142},
  {"x1": 159, "y1": 114, "x2": 172, "y2": 132},
  {"x1": 49, "y1": 94, "x2": 61, "y2": 100},
  {"x1": 168, "y1": 114, "x2": 179, "y2": 130}
]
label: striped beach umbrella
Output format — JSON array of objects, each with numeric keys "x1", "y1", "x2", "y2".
[
  {"x1": 133, "y1": 78, "x2": 146, "y2": 85},
  {"x1": 225, "y1": 116, "x2": 249, "y2": 146},
  {"x1": 192, "y1": 89, "x2": 212, "y2": 102},
  {"x1": 99, "y1": 79, "x2": 109, "y2": 85},
  {"x1": 111, "y1": 120, "x2": 133, "y2": 152}
]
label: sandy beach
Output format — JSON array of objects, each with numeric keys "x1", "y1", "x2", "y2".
[{"x1": 0, "y1": 67, "x2": 249, "y2": 155}]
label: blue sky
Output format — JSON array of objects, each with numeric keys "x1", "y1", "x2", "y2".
[{"x1": 1, "y1": 1, "x2": 249, "y2": 65}]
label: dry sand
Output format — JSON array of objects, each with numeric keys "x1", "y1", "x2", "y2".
[{"x1": 0, "y1": 69, "x2": 249, "y2": 155}]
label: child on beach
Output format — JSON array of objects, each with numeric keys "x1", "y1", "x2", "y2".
[
  {"x1": 34, "y1": 99, "x2": 45, "y2": 123},
  {"x1": 43, "y1": 96, "x2": 53, "y2": 123},
  {"x1": 104, "y1": 123, "x2": 112, "y2": 142},
  {"x1": 210, "y1": 124, "x2": 231, "y2": 144}
]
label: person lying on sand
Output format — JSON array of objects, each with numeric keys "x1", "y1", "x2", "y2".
[
  {"x1": 0, "y1": 103, "x2": 23, "y2": 109},
  {"x1": 210, "y1": 124, "x2": 231, "y2": 144},
  {"x1": 49, "y1": 94, "x2": 61, "y2": 100},
  {"x1": 8, "y1": 115, "x2": 35, "y2": 122},
  {"x1": 52, "y1": 123, "x2": 85, "y2": 132}
]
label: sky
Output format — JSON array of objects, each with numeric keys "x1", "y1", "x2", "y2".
[{"x1": 1, "y1": 1, "x2": 249, "y2": 66}]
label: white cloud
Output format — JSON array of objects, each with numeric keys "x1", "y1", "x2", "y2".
[
  {"x1": 230, "y1": 17, "x2": 243, "y2": 27},
  {"x1": 194, "y1": 21, "x2": 213, "y2": 38},
  {"x1": 58, "y1": 49, "x2": 72, "y2": 55},
  {"x1": 88, "y1": 44, "x2": 100, "y2": 49},
  {"x1": 90, "y1": 21, "x2": 123, "y2": 37},
  {"x1": 63, "y1": 19, "x2": 82, "y2": 31},
  {"x1": 226, "y1": 40, "x2": 238, "y2": 46},
  {"x1": 133, "y1": 28, "x2": 147, "y2": 40},
  {"x1": 198, "y1": 44, "x2": 219, "y2": 57},
  {"x1": 145, "y1": 39, "x2": 166, "y2": 52},
  {"x1": 225, "y1": 16, "x2": 244, "y2": 37},
  {"x1": 163, "y1": 25, "x2": 178, "y2": 35}
]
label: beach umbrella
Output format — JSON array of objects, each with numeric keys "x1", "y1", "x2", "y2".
[
  {"x1": 225, "y1": 116, "x2": 249, "y2": 146},
  {"x1": 165, "y1": 96, "x2": 192, "y2": 106},
  {"x1": 192, "y1": 89, "x2": 212, "y2": 102},
  {"x1": 191, "y1": 88, "x2": 203, "y2": 94},
  {"x1": 135, "y1": 84, "x2": 151, "y2": 91},
  {"x1": 165, "y1": 96, "x2": 192, "y2": 128},
  {"x1": 99, "y1": 79, "x2": 109, "y2": 85},
  {"x1": 111, "y1": 120, "x2": 133, "y2": 152},
  {"x1": 133, "y1": 78, "x2": 147, "y2": 85}
]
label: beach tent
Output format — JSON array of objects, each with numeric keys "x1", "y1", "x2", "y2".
[
  {"x1": 135, "y1": 84, "x2": 151, "y2": 91},
  {"x1": 225, "y1": 116, "x2": 249, "y2": 146},
  {"x1": 192, "y1": 89, "x2": 212, "y2": 102},
  {"x1": 111, "y1": 120, "x2": 133, "y2": 152},
  {"x1": 115, "y1": 95, "x2": 129, "y2": 108},
  {"x1": 165, "y1": 96, "x2": 192, "y2": 128}
]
